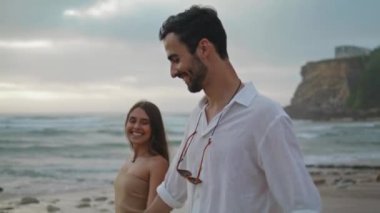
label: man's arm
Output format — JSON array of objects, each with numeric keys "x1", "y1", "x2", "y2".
[
  {"x1": 145, "y1": 195, "x2": 172, "y2": 213},
  {"x1": 259, "y1": 115, "x2": 321, "y2": 212}
]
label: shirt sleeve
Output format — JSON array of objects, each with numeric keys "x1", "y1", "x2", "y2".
[
  {"x1": 157, "y1": 144, "x2": 188, "y2": 208},
  {"x1": 258, "y1": 115, "x2": 321, "y2": 213},
  {"x1": 156, "y1": 110, "x2": 198, "y2": 209}
]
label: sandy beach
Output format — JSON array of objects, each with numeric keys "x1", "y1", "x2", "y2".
[
  {"x1": 310, "y1": 166, "x2": 380, "y2": 213},
  {"x1": 1, "y1": 166, "x2": 379, "y2": 213}
]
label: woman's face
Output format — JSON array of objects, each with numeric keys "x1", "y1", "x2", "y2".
[{"x1": 125, "y1": 107, "x2": 152, "y2": 146}]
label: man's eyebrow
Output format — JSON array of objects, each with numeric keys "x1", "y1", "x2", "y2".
[{"x1": 167, "y1": 54, "x2": 177, "y2": 61}]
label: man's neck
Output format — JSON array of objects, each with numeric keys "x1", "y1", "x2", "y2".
[{"x1": 203, "y1": 69, "x2": 241, "y2": 121}]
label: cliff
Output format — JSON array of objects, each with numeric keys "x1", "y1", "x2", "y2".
[{"x1": 285, "y1": 55, "x2": 380, "y2": 120}]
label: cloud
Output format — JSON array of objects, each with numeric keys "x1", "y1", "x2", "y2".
[
  {"x1": 1, "y1": 0, "x2": 379, "y2": 114},
  {"x1": 0, "y1": 37, "x2": 169, "y2": 85},
  {"x1": 0, "y1": 40, "x2": 53, "y2": 49},
  {"x1": 64, "y1": 0, "x2": 120, "y2": 18},
  {"x1": 0, "y1": 80, "x2": 199, "y2": 113},
  {"x1": 63, "y1": 0, "x2": 175, "y2": 19}
]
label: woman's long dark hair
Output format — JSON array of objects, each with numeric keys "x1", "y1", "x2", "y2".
[{"x1": 126, "y1": 101, "x2": 169, "y2": 161}]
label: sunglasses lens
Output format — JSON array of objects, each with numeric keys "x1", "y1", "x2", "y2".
[
  {"x1": 178, "y1": 169, "x2": 192, "y2": 177},
  {"x1": 188, "y1": 177, "x2": 202, "y2": 184}
]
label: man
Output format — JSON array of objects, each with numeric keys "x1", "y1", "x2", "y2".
[{"x1": 145, "y1": 5, "x2": 321, "y2": 213}]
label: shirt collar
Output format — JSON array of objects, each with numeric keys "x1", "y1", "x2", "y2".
[
  {"x1": 235, "y1": 82, "x2": 257, "y2": 106},
  {"x1": 197, "y1": 81, "x2": 258, "y2": 109}
]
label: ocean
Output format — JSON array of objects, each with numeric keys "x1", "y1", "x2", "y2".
[{"x1": 1, "y1": 113, "x2": 380, "y2": 199}]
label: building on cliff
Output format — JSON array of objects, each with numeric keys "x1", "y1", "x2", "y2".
[{"x1": 335, "y1": 45, "x2": 371, "y2": 59}]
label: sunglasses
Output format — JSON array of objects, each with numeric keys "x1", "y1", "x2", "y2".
[{"x1": 176, "y1": 111, "x2": 223, "y2": 184}]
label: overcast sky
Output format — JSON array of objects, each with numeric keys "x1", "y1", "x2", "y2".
[{"x1": 1, "y1": 0, "x2": 379, "y2": 114}]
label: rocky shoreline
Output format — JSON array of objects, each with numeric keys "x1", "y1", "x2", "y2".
[
  {"x1": 0, "y1": 188, "x2": 114, "y2": 213},
  {"x1": 1, "y1": 166, "x2": 380, "y2": 213},
  {"x1": 284, "y1": 106, "x2": 380, "y2": 121}
]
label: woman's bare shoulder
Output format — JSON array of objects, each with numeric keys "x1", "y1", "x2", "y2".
[{"x1": 148, "y1": 155, "x2": 169, "y2": 170}]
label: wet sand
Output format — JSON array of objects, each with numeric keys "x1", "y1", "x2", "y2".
[{"x1": 1, "y1": 166, "x2": 379, "y2": 213}]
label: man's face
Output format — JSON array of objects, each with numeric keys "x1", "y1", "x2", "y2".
[{"x1": 163, "y1": 33, "x2": 207, "y2": 93}]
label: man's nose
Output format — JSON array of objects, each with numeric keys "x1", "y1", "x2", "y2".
[{"x1": 170, "y1": 65, "x2": 178, "y2": 78}]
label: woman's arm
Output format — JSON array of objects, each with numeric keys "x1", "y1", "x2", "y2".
[
  {"x1": 147, "y1": 156, "x2": 169, "y2": 206},
  {"x1": 145, "y1": 195, "x2": 172, "y2": 213}
]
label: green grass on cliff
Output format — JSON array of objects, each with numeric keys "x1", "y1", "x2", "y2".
[{"x1": 348, "y1": 46, "x2": 380, "y2": 109}]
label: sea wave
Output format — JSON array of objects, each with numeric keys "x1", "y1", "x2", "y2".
[
  {"x1": 1, "y1": 113, "x2": 380, "y2": 200},
  {"x1": 95, "y1": 129, "x2": 123, "y2": 136},
  {"x1": 0, "y1": 143, "x2": 126, "y2": 155},
  {"x1": 2, "y1": 168, "x2": 60, "y2": 179}
]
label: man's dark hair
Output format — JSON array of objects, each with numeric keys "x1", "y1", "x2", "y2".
[{"x1": 159, "y1": 5, "x2": 228, "y2": 59}]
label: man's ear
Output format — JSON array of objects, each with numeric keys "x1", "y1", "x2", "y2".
[{"x1": 196, "y1": 38, "x2": 211, "y2": 58}]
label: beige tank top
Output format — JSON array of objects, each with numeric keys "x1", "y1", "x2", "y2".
[{"x1": 114, "y1": 173, "x2": 149, "y2": 213}]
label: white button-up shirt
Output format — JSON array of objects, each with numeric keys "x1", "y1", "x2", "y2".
[{"x1": 157, "y1": 82, "x2": 321, "y2": 213}]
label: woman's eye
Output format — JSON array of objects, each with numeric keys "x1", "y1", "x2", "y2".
[{"x1": 141, "y1": 120, "x2": 150, "y2": 125}]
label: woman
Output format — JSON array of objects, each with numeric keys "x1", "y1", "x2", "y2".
[{"x1": 114, "y1": 101, "x2": 169, "y2": 213}]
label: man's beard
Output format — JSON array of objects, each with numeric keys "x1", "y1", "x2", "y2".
[{"x1": 188, "y1": 56, "x2": 207, "y2": 93}]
